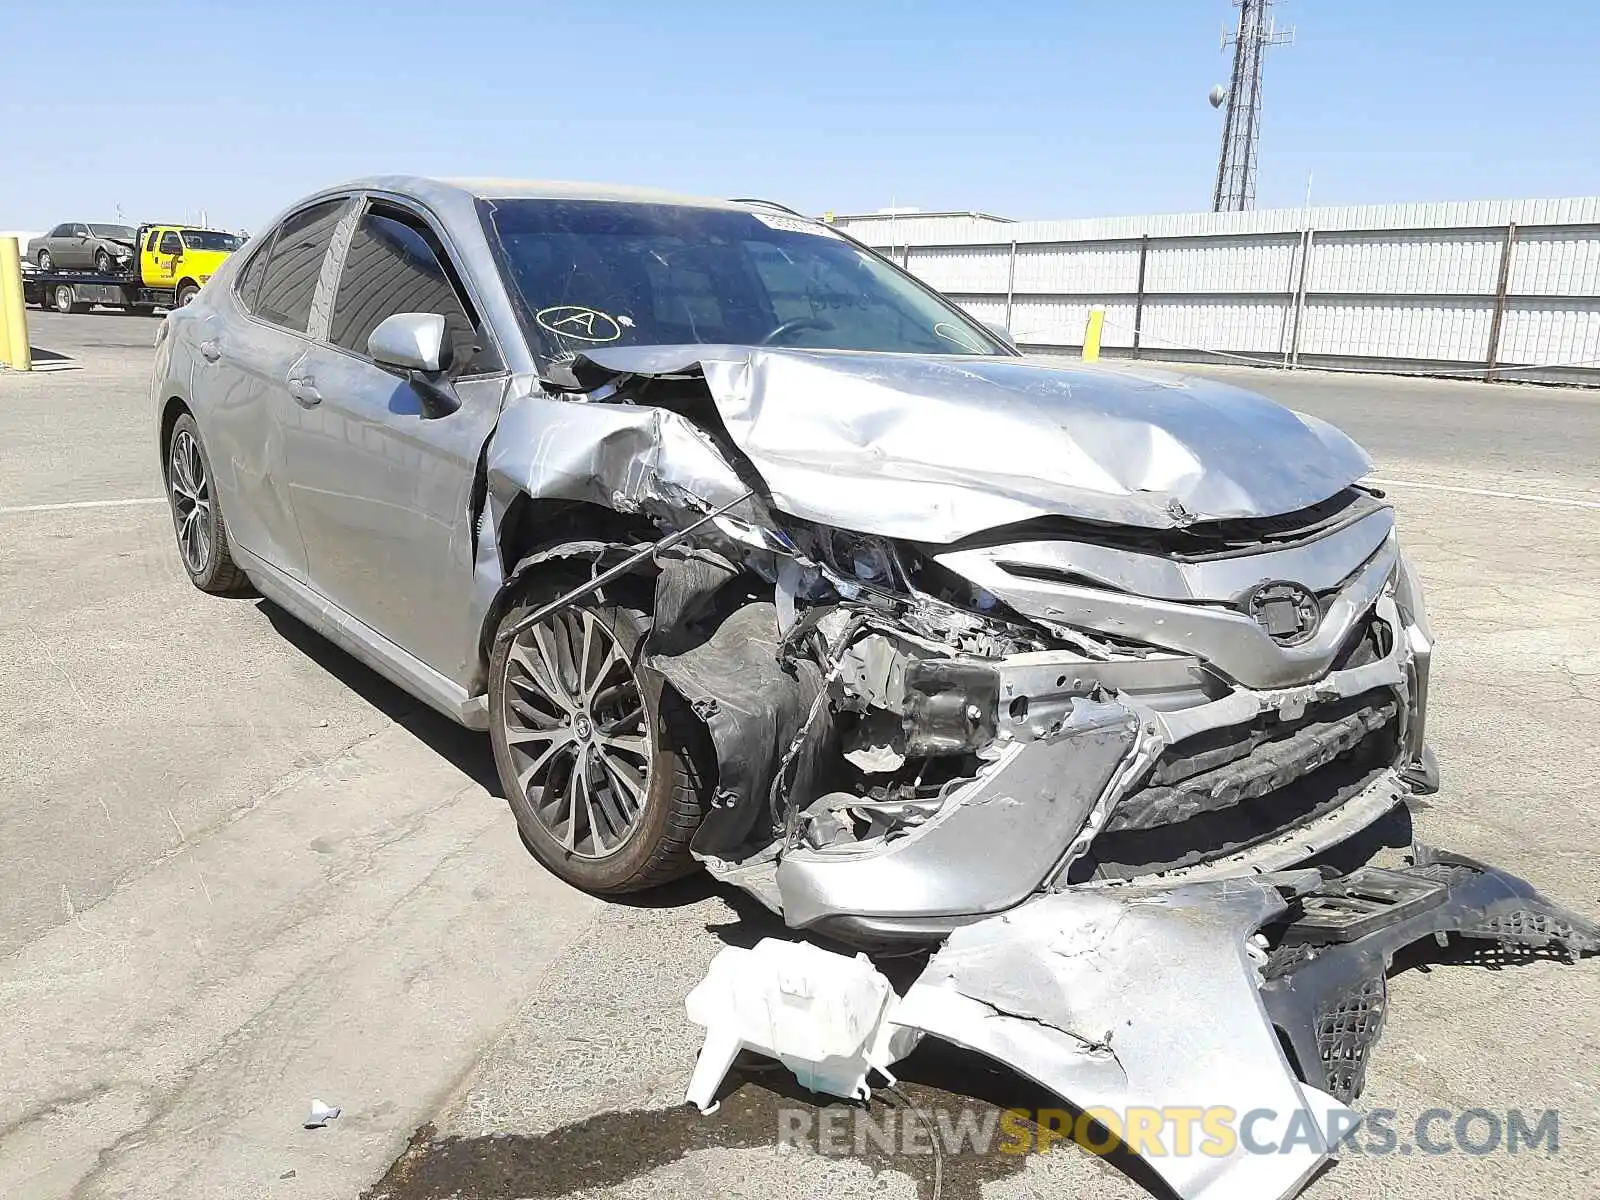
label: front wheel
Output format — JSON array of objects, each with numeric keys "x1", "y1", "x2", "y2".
[
  {"x1": 176, "y1": 284, "x2": 200, "y2": 307},
  {"x1": 488, "y1": 587, "x2": 711, "y2": 894},
  {"x1": 94, "y1": 249, "x2": 112, "y2": 273},
  {"x1": 165, "y1": 413, "x2": 251, "y2": 595}
]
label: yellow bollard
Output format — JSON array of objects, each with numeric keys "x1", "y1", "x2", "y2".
[
  {"x1": 1081, "y1": 306, "x2": 1104, "y2": 364},
  {"x1": 0, "y1": 237, "x2": 31, "y2": 371}
]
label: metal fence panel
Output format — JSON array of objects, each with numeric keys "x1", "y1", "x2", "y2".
[{"x1": 834, "y1": 194, "x2": 1600, "y2": 382}]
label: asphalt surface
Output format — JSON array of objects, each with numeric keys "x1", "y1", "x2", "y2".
[{"x1": 2, "y1": 311, "x2": 1598, "y2": 1200}]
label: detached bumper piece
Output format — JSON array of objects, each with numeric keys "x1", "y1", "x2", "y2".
[
  {"x1": 686, "y1": 845, "x2": 1599, "y2": 1200},
  {"x1": 1263, "y1": 845, "x2": 1600, "y2": 1105}
]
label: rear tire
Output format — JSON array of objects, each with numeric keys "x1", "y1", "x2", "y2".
[
  {"x1": 165, "y1": 412, "x2": 252, "y2": 595},
  {"x1": 36, "y1": 250, "x2": 51, "y2": 271},
  {"x1": 488, "y1": 580, "x2": 713, "y2": 894},
  {"x1": 51, "y1": 283, "x2": 89, "y2": 314}
]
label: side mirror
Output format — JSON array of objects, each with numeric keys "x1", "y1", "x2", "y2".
[
  {"x1": 983, "y1": 321, "x2": 1019, "y2": 351},
  {"x1": 368, "y1": 312, "x2": 460, "y2": 418}
]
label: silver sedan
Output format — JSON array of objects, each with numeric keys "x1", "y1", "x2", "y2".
[{"x1": 153, "y1": 175, "x2": 1438, "y2": 929}]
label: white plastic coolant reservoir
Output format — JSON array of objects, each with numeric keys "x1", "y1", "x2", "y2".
[{"x1": 683, "y1": 938, "x2": 912, "y2": 1113}]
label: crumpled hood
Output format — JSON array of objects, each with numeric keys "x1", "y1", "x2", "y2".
[{"x1": 571, "y1": 346, "x2": 1372, "y2": 543}]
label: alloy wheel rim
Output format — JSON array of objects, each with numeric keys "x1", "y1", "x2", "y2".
[
  {"x1": 54, "y1": 285, "x2": 71, "y2": 312},
  {"x1": 168, "y1": 430, "x2": 212, "y2": 574},
  {"x1": 500, "y1": 608, "x2": 653, "y2": 859}
]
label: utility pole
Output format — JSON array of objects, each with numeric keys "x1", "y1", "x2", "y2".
[{"x1": 1210, "y1": 0, "x2": 1293, "y2": 212}]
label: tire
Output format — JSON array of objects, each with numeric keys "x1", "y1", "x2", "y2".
[
  {"x1": 176, "y1": 283, "x2": 200, "y2": 307},
  {"x1": 37, "y1": 250, "x2": 51, "y2": 271},
  {"x1": 165, "y1": 413, "x2": 252, "y2": 595},
  {"x1": 488, "y1": 581, "x2": 712, "y2": 894},
  {"x1": 95, "y1": 249, "x2": 112, "y2": 273},
  {"x1": 51, "y1": 283, "x2": 89, "y2": 314}
]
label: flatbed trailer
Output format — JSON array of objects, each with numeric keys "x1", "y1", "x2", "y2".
[
  {"x1": 21, "y1": 221, "x2": 237, "y2": 315},
  {"x1": 22, "y1": 263, "x2": 171, "y2": 315}
]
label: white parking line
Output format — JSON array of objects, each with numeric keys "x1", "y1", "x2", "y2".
[
  {"x1": 0, "y1": 497, "x2": 166, "y2": 515},
  {"x1": 1366, "y1": 477, "x2": 1600, "y2": 510}
]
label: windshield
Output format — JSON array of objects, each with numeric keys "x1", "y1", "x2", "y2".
[
  {"x1": 88, "y1": 224, "x2": 136, "y2": 241},
  {"x1": 480, "y1": 199, "x2": 1008, "y2": 359},
  {"x1": 178, "y1": 230, "x2": 241, "y2": 252}
]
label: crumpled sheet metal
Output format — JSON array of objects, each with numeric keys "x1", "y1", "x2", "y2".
[
  {"x1": 487, "y1": 383, "x2": 748, "y2": 517},
  {"x1": 571, "y1": 344, "x2": 1372, "y2": 541},
  {"x1": 776, "y1": 699, "x2": 1140, "y2": 936},
  {"x1": 894, "y1": 875, "x2": 1347, "y2": 1200}
]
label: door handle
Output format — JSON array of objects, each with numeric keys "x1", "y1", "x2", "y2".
[
  {"x1": 287, "y1": 376, "x2": 322, "y2": 406},
  {"x1": 199, "y1": 338, "x2": 222, "y2": 362}
]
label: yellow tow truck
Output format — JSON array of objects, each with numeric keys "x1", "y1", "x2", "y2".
[{"x1": 25, "y1": 223, "x2": 242, "y2": 314}]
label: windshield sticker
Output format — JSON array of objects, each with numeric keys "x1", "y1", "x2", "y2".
[
  {"x1": 536, "y1": 305, "x2": 624, "y2": 343},
  {"x1": 933, "y1": 322, "x2": 987, "y2": 353},
  {"x1": 751, "y1": 212, "x2": 844, "y2": 239}
]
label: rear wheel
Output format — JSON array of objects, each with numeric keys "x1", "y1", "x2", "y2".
[
  {"x1": 36, "y1": 249, "x2": 51, "y2": 271},
  {"x1": 52, "y1": 283, "x2": 88, "y2": 314},
  {"x1": 165, "y1": 413, "x2": 251, "y2": 595},
  {"x1": 488, "y1": 585, "x2": 712, "y2": 894}
]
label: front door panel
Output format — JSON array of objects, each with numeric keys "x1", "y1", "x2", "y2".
[{"x1": 282, "y1": 351, "x2": 503, "y2": 682}]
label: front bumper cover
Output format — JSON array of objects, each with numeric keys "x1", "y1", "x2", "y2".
[{"x1": 891, "y1": 844, "x2": 1600, "y2": 1200}]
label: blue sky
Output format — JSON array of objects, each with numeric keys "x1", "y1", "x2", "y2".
[{"x1": 3, "y1": 0, "x2": 1596, "y2": 231}]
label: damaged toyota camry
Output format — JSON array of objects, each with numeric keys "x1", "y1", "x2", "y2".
[{"x1": 156, "y1": 177, "x2": 1597, "y2": 1200}]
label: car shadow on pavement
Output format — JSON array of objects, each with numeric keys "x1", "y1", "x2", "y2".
[{"x1": 257, "y1": 598, "x2": 501, "y2": 796}]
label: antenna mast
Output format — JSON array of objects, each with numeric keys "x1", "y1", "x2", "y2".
[{"x1": 1211, "y1": 0, "x2": 1293, "y2": 212}]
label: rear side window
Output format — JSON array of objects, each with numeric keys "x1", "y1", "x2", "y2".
[
  {"x1": 50, "y1": 224, "x2": 71, "y2": 237},
  {"x1": 146, "y1": 230, "x2": 160, "y2": 252},
  {"x1": 252, "y1": 199, "x2": 347, "y2": 333},
  {"x1": 329, "y1": 207, "x2": 495, "y2": 374},
  {"x1": 233, "y1": 239, "x2": 271, "y2": 311}
]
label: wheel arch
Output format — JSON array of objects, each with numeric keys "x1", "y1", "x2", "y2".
[
  {"x1": 473, "y1": 494, "x2": 661, "y2": 683},
  {"x1": 158, "y1": 395, "x2": 191, "y2": 476}
]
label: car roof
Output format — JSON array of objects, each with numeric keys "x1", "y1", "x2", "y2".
[{"x1": 342, "y1": 174, "x2": 763, "y2": 213}]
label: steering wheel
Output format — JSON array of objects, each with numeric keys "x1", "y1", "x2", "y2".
[{"x1": 760, "y1": 316, "x2": 835, "y2": 345}]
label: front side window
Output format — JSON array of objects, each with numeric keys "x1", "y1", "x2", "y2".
[
  {"x1": 252, "y1": 198, "x2": 348, "y2": 333},
  {"x1": 479, "y1": 199, "x2": 1007, "y2": 361},
  {"x1": 179, "y1": 230, "x2": 242, "y2": 252},
  {"x1": 159, "y1": 231, "x2": 182, "y2": 255},
  {"x1": 329, "y1": 206, "x2": 493, "y2": 374},
  {"x1": 72, "y1": 224, "x2": 91, "y2": 238}
]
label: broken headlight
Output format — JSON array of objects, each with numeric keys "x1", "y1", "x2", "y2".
[{"x1": 812, "y1": 527, "x2": 903, "y2": 589}]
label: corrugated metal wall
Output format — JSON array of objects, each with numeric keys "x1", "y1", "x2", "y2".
[{"x1": 835, "y1": 197, "x2": 1600, "y2": 383}]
